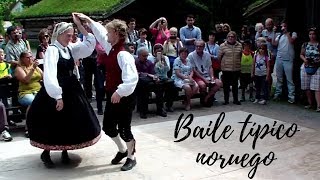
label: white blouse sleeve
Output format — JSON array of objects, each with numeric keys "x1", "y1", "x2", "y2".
[
  {"x1": 116, "y1": 51, "x2": 138, "y2": 97},
  {"x1": 89, "y1": 21, "x2": 112, "y2": 55},
  {"x1": 69, "y1": 33, "x2": 96, "y2": 60},
  {"x1": 43, "y1": 46, "x2": 62, "y2": 100}
]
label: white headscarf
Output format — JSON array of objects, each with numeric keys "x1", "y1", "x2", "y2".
[{"x1": 51, "y1": 22, "x2": 73, "y2": 44}]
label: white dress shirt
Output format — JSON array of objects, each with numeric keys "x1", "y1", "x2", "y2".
[
  {"x1": 43, "y1": 34, "x2": 96, "y2": 100},
  {"x1": 89, "y1": 21, "x2": 138, "y2": 97}
]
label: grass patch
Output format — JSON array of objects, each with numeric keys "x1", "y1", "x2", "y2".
[{"x1": 14, "y1": 0, "x2": 124, "y2": 18}]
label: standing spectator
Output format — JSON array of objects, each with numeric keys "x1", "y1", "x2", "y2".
[
  {"x1": 163, "y1": 27, "x2": 183, "y2": 77},
  {"x1": 239, "y1": 25, "x2": 251, "y2": 44},
  {"x1": 36, "y1": 28, "x2": 50, "y2": 70},
  {"x1": 204, "y1": 31, "x2": 220, "y2": 79},
  {"x1": 135, "y1": 28, "x2": 152, "y2": 55},
  {"x1": 262, "y1": 18, "x2": 278, "y2": 95},
  {"x1": 179, "y1": 14, "x2": 202, "y2": 53},
  {"x1": 0, "y1": 34, "x2": 4, "y2": 47},
  {"x1": 240, "y1": 39, "x2": 254, "y2": 102},
  {"x1": 299, "y1": 27, "x2": 320, "y2": 112},
  {"x1": 215, "y1": 23, "x2": 225, "y2": 45},
  {"x1": 126, "y1": 18, "x2": 139, "y2": 43},
  {"x1": 95, "y1": 42, "x2": 106, "y2": 115},
  {"x1": 149, "y1": 17, "x2": 170, "y2": 45},
  {"x1": 251, "y1": 43, "x2": 270, "y2": 105},
  {"x1": 218, "y1": 31, "x2": 243, "y2": 105},
  {"x1": 255, "y1": 23, "x2": 264, "y2": 42},
  {"x1": 4, "y1": 26, "x2": 28, "y2": 67},
  {"x1": 273, "y1": 21, "x2": 297, "y2": 103},
  {"x1": 81, "y1": 22, "x2": 98, "y2": 102}
]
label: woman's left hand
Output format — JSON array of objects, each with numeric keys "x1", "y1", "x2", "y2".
[{"x1": 111, "y1": 92, "x2": 121, "y2": 104}]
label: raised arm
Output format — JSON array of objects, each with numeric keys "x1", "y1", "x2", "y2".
[{"x1": 69, "y1": 13, "x2": 96, "y2": 59}]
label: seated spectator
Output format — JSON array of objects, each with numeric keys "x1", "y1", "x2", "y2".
[
  {"x1": 189, "y1": 40, "x2": 222, "y2": 107},
  {"x1": 172, "y1": 47, "x2": 199, "y2": 110},
  {"x1": 0, "y1": 102, "x2": 12, "y2": 141},
  {"x1": 0, "y1": 48, "x2": 12, "y2": 106},
  {"x1": 135, "y1": 47, "x2": 169, "y2": 119},
  {"x1": 15, "y1": 51, "x2": 43, "y2": 137}
]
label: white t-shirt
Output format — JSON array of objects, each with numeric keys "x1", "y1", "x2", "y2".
[{"x1": 276, "y1": 32, "x2": 297, "y2": 60}]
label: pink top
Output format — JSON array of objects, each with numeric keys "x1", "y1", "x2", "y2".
[
  {"x1": 95, "y1": 42, "x2": 106, "y2": 65},
  {"x1": 150, "y1": 28, "x2": 170, "y2": 45}
]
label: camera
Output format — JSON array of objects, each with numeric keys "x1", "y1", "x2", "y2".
[{"x1": 161, "y1": 20, "x2": 165, "y2": 24}]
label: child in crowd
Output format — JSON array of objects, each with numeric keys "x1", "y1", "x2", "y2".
[
  {"x1": 240, "y1": 40, "x2": 254, "y2": 102},
  {"x1": 0, "y1": 48, "x2": 12, "y2": 107},
  {"x1": 251, "y1": 43, "x2": 270, "y2": 105}
]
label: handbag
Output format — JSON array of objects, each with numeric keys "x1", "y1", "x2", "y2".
[{"x1": 305, "y1": 65, "x2": 319, "y2": 75}]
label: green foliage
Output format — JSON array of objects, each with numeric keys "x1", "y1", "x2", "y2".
[
  {"x1": 14, "y1": 0, "x2": 123, "y2": 18},
  {"x1": 0, "y1": 0, "x2": 16, "y2": 20},
  {"x1": 0, "y1": 20, "x2": 5, "y2": 35}
]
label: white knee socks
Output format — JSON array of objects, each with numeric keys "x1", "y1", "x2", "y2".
[{"x1": 111, "y1": 134, "x2": 127, "y2": 153}]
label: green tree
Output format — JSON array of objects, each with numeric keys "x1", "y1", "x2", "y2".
[{"x1": 0, "y1": 0, "x2": 16, "y2": 20}]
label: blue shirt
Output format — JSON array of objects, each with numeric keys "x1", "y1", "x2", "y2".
[{"x1": 179, "y1": 25, "x2": 202, "y2": 53}]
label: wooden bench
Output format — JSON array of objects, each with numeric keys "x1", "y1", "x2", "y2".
[
  {"x1": 0, "y1": 78, "x2": 26, "y2": 124},
  {"x1": 147, "y1": 87, "x2": 202, "y2": 104}
]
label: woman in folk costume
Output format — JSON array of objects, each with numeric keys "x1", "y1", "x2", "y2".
[
  {"x1": 74, "y1": 12, "x2": 138, "y2": 171},
  {"x1": 26, "y1": 14, "x2": 101, "y2": 168}
]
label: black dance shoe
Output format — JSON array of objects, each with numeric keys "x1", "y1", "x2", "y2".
[
  {"x1": 61, "y1": 150, "x2": 70, "y2": 164},
  {"x1": 41, "y1": 151, "x2": 54, "y2": 168},
  {"x1": 120, "y1": 158, "x2": 137, "y2": 171},
  {"x1": 111, "y1": 150, "x2": 128, "y2": 164},
  {"x1": 233, "y1": 101, "x2": 241, "y2": 105}
]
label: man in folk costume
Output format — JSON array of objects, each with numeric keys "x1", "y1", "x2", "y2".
[{"x1": 74, "y1": 13, "x2": 139, "y2": 171}]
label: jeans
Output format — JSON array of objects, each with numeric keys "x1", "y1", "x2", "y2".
[
  {"x1": 0, "y1": 102, "x2": 7, "y2": 132},
  {"x1": 274, "y1": 58, "x2": 295, "y2": 100},
  {"x1": 18, "y1": 93, "x2": 36, "y2": 106}
]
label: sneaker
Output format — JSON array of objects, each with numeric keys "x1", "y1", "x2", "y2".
[
  {"x1": 273, "y1": 96, "x2": 280, "y2": 101},
  {"x1": 166, "y1": 107, "x2": 174, "y2": 112},
  {"x1": 233, "y1": 101, "x2": 241, "y2": 105},
  {"x1": 258, "y1": 100, "x2": 266, "y2": 105},
  {"x1": 253, "y1": 99, "x2": 259, "y2": 103},
  {"x1": 1, "y1": 130, "x2": 13, "y2": 142},
  {"x1": 316, "y1": 107, "x2": 320, "y2": 112},
  {"x1": 121, "y1": 158, "x2": 137, "y2": 171},
  {"x1": 288, "y1": 99, "x2": 295, "y2": 104},
  {"x1": 111, "y1": 150, "x2": 128, "y2": 165},
  {"x1": 304, "y1": 105, "x2": 312, "y2": 109}
]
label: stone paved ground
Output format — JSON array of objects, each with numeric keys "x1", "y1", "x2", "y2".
[{"x1": 0, "y1": 91, "x2": 319, "y2": 180}]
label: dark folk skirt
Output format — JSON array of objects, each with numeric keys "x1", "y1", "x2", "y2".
[{"x1": 27, "y1": 76, "x2": 101, "y2": 150}]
